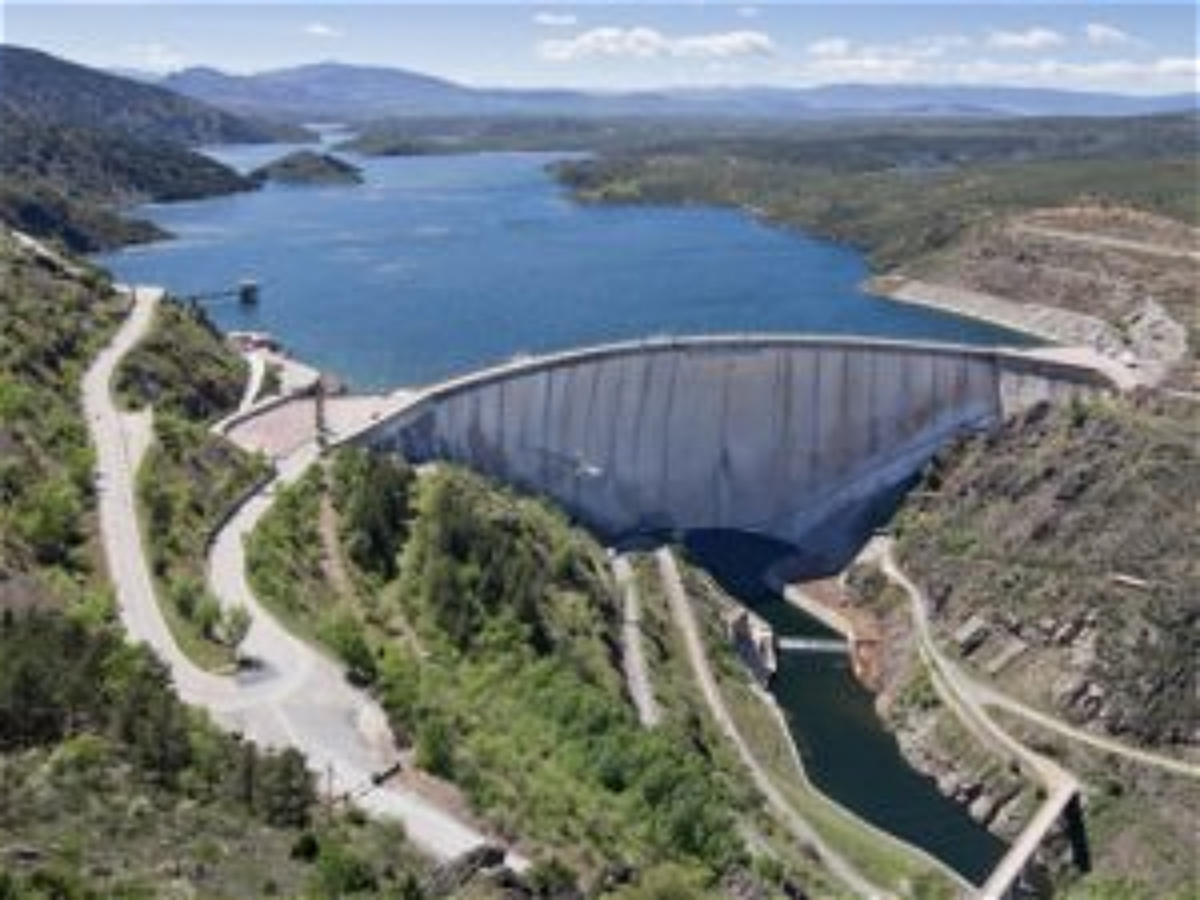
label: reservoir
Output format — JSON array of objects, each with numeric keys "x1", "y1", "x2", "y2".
[
  {"x1": 100, "y1": 149, "x2": 1021, "y2": 390},
  {"x1": 100, "y1": 147, "x2": 1012, "y2": 881}
]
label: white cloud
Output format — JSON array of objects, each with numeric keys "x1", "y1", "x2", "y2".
[
  {"x1": 303, "y1": 21, "x2": 343, "y2": 39},
  {"x1": 985, "y1": 27, "x2": 1066, "y2": 51},
  {"x1": 807, "y1": 37, "x2": 853, "y2": 59},
  {"x1": 1084, "y1": 22, "x2": 1134, "y2": 47},
  {"x1": 801, "y1": 34, "x2": 971, "y2": 81},
  {"x1": 125, "y1": 41, "x2": 184, "y2": 73},
  {"x1": 533, "y1": 11, "x2": 578, "y2": 28},
  {"x1": 538, "y1": 26, "x2": 774, "y2": 62}
]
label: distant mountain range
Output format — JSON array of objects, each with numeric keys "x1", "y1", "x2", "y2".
[{"x1": 158, "y1": 60, "x2": 1200, "y2": 123}]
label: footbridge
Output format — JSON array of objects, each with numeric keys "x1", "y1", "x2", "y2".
[{"x1": 350, "y1": 335, "x2": 1113, "y2": 548}]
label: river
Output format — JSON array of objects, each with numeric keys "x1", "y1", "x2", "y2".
[
  {"x1": 99, "y1": 145, "x2": 1011, "y2": 881},
  {"x1": 684, "y1": 530, "x2": 1006, "y2": 886}
]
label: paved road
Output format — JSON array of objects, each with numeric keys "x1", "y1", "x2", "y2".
[
  {"x1": 238, "y1": 351, "x2": 266, "y2": 413},
  {"x1": 654, "y1": 549, "x2": 887, "y2": 899},
  {"x1": 612, "y1": 555, "x2": 662, "y2": 728},
  {"x1": 86, "y1": 288, "x2": 520, "y2": 866}
]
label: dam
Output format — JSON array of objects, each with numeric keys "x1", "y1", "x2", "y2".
[{"x1": 354, "y1": 335, "x2": 1111, "y2": 548}]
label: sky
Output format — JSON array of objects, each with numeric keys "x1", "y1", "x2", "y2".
[{"x1": 3, "y1": 2, "x2": 1198, "y2": 95}]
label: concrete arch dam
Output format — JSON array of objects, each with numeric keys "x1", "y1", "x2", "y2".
[{"x1": 356, "y1": 337, "x2": 1111, "y2": 547}]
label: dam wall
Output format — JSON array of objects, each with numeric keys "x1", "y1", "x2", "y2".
[{"x1": 358, "y1": 337, "x2": 1110, "y2": 547}]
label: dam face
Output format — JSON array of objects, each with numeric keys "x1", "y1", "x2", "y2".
[{"x1": 359, "y1": 337, "x2": 1106, "y2": 547}]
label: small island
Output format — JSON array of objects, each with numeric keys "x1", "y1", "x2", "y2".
[{"x1": 251, "y1": 150, "x2": 363, "y2": 186}]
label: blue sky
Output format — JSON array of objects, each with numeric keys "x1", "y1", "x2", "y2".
[{"x1": 4, "y1": 3, "x2": 1197, "y2": 94}]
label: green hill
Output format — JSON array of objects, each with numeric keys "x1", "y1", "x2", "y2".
[
  {"x1": 0, "y1": 231, "x2": 440, "y2": 897},
  {"x1": 0, "y1": 45, "x2": 302, "y2": 145}
]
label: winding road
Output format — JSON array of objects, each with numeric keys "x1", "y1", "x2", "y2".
[
  {"x1": 873, "y1": 540, "x2": 1199, "y2": 779},
  {"x1": 873, "y1": 539, "x2": 1082, "y2": 900},
  {"x1": 86, "y1": 286, "x2": 519, "y2": 865}
]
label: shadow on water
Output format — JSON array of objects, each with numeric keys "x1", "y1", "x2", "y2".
[{"x1": 678, "y1": 486, "x2": 1008, "y2": 886}]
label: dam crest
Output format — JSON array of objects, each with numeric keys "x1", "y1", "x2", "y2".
[{"x1": 353, "y1": 335, "x2": 1112, "y2": 549}]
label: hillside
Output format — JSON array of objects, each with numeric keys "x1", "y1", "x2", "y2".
[
  {"x1": 0, "y1": 45, "x2": 301, "y2": 144},
  {"x1": 835, "y1": 392, "x2": 1200, "y2": 896},
  {"x1": 894, "y1": 395, "x2": 1198, "y2": 751},
  {"x1": 0, "y1": 47, "x2": 284, "y2": 251},
  {"x1": 0, "y1": 231, "x2": 450, "y2": 897},
  {"x1": 164, "y1": 61, "x2": 467, "y2": 122},
  {"x1": 0, "y1": 231, "x2": 120, "y2": 604}
]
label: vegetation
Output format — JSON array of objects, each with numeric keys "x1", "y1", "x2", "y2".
[
  {"x1": 895, "y1": 394, "x2": 1198, "y2": 748},
  {"x1": 0, "y1": 609, "x2": 437, "y2": 899},
  {"x1": 117, "y1": 297, "x2": 267, "y2": 668},
  {"x1": 558, "y1": 148, "x2": 1198, "y2": 272},
  {"x1": 0, "y1": 45, "x2": 302, "y2": 145},
  {"x1": 0, "y1": 179, "x2": 166, "y2": 254},
  {"x1": 0, "y1": 231, "x2": 430, "y2": 898},
  {"x1": 881, "y1": 394, "x2": 1199, "y2": 896},
  {"x1": 117, "y1": 301, "x2": 247, "y2": 421},
  {"x1": 0, "y1": 230, "x2": 120, "y2": 609},
  {"x1": 250, "y1": 458, "x2": 758, "y2": 888},
  {"x1": 0, "y1": 108, "x2": 254, "y2": 253}
]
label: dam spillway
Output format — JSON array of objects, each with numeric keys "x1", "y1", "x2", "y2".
[{"x1": 356, "y1": 336, "x2": 1109, "y2": 547}]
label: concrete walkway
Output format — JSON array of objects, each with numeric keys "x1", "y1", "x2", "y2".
[
  {"x1": 237, "y1": 351, "x2": 266, "y2": 413},
  {"x1": 611, "y1": 555, "x2": 661, "y2": 728},
  {"x1": 654, "y1": 549, "x2": 887, "y2": 899},
  {"x1": 85, "y1": 287, "x2": 520, "y2": 866}
]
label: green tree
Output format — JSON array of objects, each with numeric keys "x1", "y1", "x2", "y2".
[
  {"x1": 414, "y1": 714, "x2": 454, "y2": 779},
  {"x1": 336, "y1": 450, "x2": 413, "y2": 580},
  {"x1": 259, "y1": 747, "x2": 315, "y2": 828},
  {"x1": 220, "y1": 604, "x2": 253, "y2": 651}
]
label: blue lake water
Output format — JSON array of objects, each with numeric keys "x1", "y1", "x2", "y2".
[{"x1": 100, "y1": 149, "x2": 1022, "y2": 390}]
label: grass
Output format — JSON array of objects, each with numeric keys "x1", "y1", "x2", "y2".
[{"x1": 134, "y1": 423, "x2": 268, "y2": 672}]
